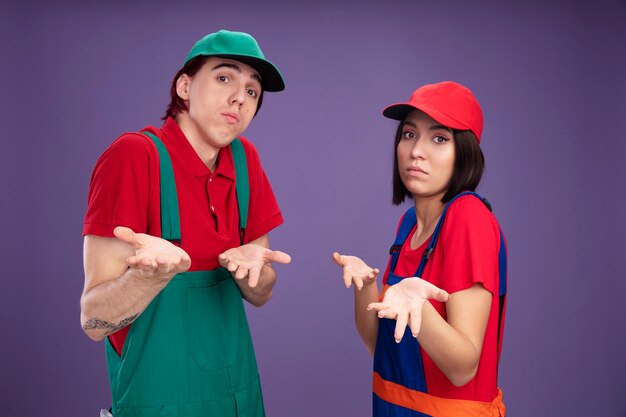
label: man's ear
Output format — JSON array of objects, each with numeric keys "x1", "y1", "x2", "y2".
[{"x1": 176, "y1": 74, "x2": 191, "y2": 100}]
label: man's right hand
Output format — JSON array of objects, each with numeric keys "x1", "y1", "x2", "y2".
[{"x1": 113, "y1": 226, "x2": 191, "y2": 283}]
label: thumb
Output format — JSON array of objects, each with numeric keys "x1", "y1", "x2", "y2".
[
  {"x1": 431, "y1": 288, "x2": 450, "y2": 302},
  {"x1": 266, "y1": 250, "x2": 292, "y2": 265},
  {"x1": 114, "y1": 226, "x2": 143, "y2": 248},
  {"x1": 332, "y1": 252, "x2": 345, "y2": 266}
]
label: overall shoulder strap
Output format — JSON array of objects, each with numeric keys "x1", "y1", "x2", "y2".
[
  {"x1": 141, "y1": 131, "x2": 181, "y2": 243},
  {"x1": 230, "y1": 138, "x2": 250, "y2": 245},
  {"x1": 388, "y1": 207, "x2": 417, "y2": 273}
]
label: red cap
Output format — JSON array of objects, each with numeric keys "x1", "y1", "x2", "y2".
[{"x1": 383, "y1": 81, "x2": 483, "y2": 142}]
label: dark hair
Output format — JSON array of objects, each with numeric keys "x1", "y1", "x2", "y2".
[
  {"x1": 392, "y1": 123, "x2": 484, "y2": 205},
  {"x1": 162, "y1": 56, "x2": 264, "y2": 121}
]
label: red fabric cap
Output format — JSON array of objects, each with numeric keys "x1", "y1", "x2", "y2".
[{"x1": 383, "y1": 81, "x2": 483, "y2": 142}]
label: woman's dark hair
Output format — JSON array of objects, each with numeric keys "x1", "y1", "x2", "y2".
[
  {"x1": 392, "y1": 122, "x2": 484, "y2": 205},
  {"x1": 162, "y1": 56, "x2": 264, "y2": 121}
]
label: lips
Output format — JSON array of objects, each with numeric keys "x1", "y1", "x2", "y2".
[
  {"x1": 407, "y1": 166, "x2": 428, "y2": 176},
  {"x1": 221, "y1": 112, "x2": 239, "y2": 123}
]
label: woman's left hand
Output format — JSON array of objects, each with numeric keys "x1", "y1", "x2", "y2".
[{"x1": 368, "y1": 277, "x2": 450, "y2": 343}]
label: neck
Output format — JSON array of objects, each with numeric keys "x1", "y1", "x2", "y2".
[
  {"x1": 175, "y1": 114, "x2": 220, "y2": 171},
  {"x1": 411, "y1": 193, "x2": 445, "y2": 249}
]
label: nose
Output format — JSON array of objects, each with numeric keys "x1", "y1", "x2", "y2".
[
  {"x1": 230, "y1": 83, "x2": 246, "y2": 107},
  {"x1": 410, "y1": 136, "x2": 426, "y2": 159}
]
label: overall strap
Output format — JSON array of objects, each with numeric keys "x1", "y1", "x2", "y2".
[
  {"x1": 388, "y1": 207, "x2": 417, "y2": 273},
  {"x1": 142, "y1": 132, "x2": 250, "y2": 246},
  {"x1": 230, "y1": 138, "x2": 250, "y2": 245},
  {"x1": 142, "y1": 132, "x2": 181, "y2": 243}
]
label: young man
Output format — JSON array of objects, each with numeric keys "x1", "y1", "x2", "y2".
[{"x1": 81, "y1": 30, "x2": 290, "y2": 417}]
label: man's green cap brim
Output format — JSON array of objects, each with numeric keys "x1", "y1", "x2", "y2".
[{"x1": 184, "y1": 30, "x2": 285, "y2": 92}]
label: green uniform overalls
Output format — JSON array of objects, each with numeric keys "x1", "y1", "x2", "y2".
[{"x1": 105, "y1": 133, "x2": 265, "y2": 417}]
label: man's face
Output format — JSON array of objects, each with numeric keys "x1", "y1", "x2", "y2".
[{"x1": 177, "y1": 57, "x2": 262, "y2": 149}]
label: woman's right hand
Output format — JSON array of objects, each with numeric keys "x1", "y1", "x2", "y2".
[
  {"x1": 367, "y1": 277, "x2": 450, "y2": 342},
  {"x1": 332, "y1": 252, "x2": 379, "y2": 290}
]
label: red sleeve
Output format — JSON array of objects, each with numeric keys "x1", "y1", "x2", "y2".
[
  {"x1": 437, "y1": 195, "x2": 500, "y2": 295},
  {"x1": 238, "y1": 137, "x2": 283, "y2": 242},
  {"x1": 83, "y1": 133, "x2": 159, "y2": 237}
]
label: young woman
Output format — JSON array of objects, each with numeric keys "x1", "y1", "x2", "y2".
[{"x1": 333, "y1": 81, "x2": 507, "y2": 416}]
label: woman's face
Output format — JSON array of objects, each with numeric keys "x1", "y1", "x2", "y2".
[{"x1": 396, "y1": 110, "x2": 456, "y2": 201}]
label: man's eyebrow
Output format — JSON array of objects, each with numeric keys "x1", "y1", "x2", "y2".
[
  {"x1": 211, "y1": 63, "x2": 262, "y2": 84},
  {"x1": 211, "y1": 62, "x2": 241, "y2": 72}
]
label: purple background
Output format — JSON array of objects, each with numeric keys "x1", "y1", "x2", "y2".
[{"x1": 1, "y1": 1, "x2": 625, "y2": 416}]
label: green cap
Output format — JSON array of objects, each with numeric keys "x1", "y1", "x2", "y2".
[{"x1": 184, "y1": 30, "x2": 285, "y2": 92}]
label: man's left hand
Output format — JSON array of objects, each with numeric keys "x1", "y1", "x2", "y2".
[{"x1": 218, "y1": 244, "x2": 291, "y2": 287}]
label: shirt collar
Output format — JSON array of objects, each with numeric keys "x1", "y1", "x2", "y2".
[{"x1": 160, "y1": 117, "x2": 235, "y2": 181}]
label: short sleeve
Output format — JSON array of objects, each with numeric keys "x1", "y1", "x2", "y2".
[
  {"x1": 238, "y1": 137, "x2": 283, "y2": 242},
  {"x1": 437, "y1": 195, "x2": 500, "y2": 295},
  {"x1": 83, "y1": 133, "x2": 159, "y2": 237}
]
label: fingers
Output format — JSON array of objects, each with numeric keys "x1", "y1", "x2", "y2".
[
  {"x1": 127, "y1": 253, "x2": 191, "y2": 277},
  {"x1": 217, "y1": 253, "x2": 229, "y2": 268},
  {"x1": 408, "y1": 306, "x2": 422, "y2": 338},
  {"x1": 225, "y1": 260, "x2": 238, "y2": 273},
  {"x1": 354, "y1": 275, "x2": 364, "y2": 291},
  {"x1": 266, "y1": 250, "x2": 292, "y2": 265},
  {"x1": 365, "y1": 268, "x2": 380, "y2": 283},
  {"x1": 342, "y1": 270, "x2": 353, "y2": 289},
  {"x1": 178, "y1": 254, "x2": 192, "y2": 272},
  {"x1": 114, "y1": 226, "x2": 143, "y2": 248},
  {"x1": 247, "y1": 265, "x2": 262, "y2": 288},
  {"x1": 127, "y1": 256, "x2": 157, "y2": 276},
  {"x1": 334, "y1": 252, "x2": 378, "y2": 290},
  {"x1": 217, "y1": 253, "x2": 252, "y2": 283},
  {"x1": 217, "y1": 252, "x2": 240, "y2": 273},
  {"x1": 368, "y1": 302, "x2": 395, "y2": 318},
  {"x1": 394, "y1": 311, "x2": 409, "y2": 343},
  {"x1": 233, "y1": 265, "x2": 249, "y2": 280},
  {"x1": 353, "y1": 267, "x2": 379, "y2": 290}
]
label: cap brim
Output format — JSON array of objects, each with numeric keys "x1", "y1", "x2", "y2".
[
  {"x1": 383, "y1": 103, "x2": 471, "y2": 132},
  {"x1": 215, "y1": 54, "x2": 285, "y2": 92}
]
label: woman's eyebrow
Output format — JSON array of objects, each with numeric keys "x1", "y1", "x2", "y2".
[{"x1": 429, "y1": 124, "x2": 453, "y2": 133}]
